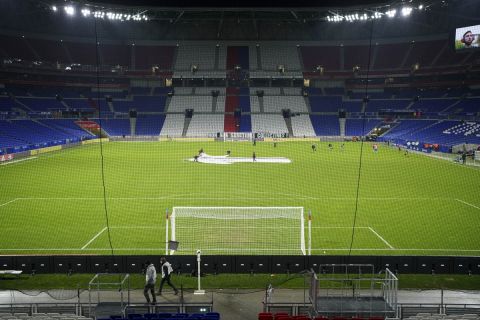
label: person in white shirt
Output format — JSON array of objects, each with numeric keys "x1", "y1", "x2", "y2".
[
  {"x1": 158, "y1": 257, "x2": 178, "y2": 295},
  {"x1": 144, "y1": 261, "x2": 157, "y2": 304}
]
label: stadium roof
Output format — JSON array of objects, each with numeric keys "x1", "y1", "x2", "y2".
[
  {"x1": 90, "y1": 0, "x2": 390, "y2": 9},
  {"x1": 0, "y1": 0, "x2": 478, "y2": 41}
]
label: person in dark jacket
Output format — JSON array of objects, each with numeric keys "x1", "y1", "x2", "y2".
[
  {"x1": 144, "y1": 261, "x2": 157, "y2": 304},
  {"x1": 157, "y1": 257, "x2": 178, "y2": 295}
]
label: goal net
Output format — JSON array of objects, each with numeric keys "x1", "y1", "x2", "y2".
[
  {"x1": 170, "y1": 207, "x2": 305, "y2": 255},
  {"x1": 474, "y1": 151, "x2": 480, "y2": 167}
]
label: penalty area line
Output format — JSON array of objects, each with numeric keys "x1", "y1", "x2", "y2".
[
  {"x1": 1, "y1": 247, "x2": 479, "y2": 252},
  {"x1": 0, "y1": 198, "x2": 19, "y2": 207},
  {"x1": 455, "y1": 199, "x2": 480, "y2": 210},
  {"x1": 0, "y1": 157, "x2": 38, "y2": 166},
  {"x1": 81, "y1": 227, "x2": 107, "y2": 250},
  {"x1": 368, "y1": 227, "x2": 394, "y2": 249}
]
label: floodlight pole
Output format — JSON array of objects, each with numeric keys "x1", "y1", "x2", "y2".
[
  {"x1": 194, "y1": 250, "x2": 205, "y2": 295},
  {"x1": 308, "y1": 210, "x2": 312, "y2": 256},
  {"x1": 165, "y1": 209, "x2": 169, "y2": 256}
]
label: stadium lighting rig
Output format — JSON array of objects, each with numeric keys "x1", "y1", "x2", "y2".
[
  {"x1": 325, "y1": 0, "x2": 442, "y2": 23},
  {"x1": 49, "y1": 3, "x2": 149, "y2": 21}
]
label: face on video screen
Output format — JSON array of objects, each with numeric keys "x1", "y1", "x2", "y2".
[{"x1": 455, "y1": 25, "x2": 480, "y2": 50}]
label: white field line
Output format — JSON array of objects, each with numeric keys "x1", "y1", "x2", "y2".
[
  {"x1": 368, "y1": 227, "x2": 394, "y2": 249},
  {"x1": 81, "y1": 227, "x2": 107, "y2": 250},
  {"x1": 389, "y1": 146, "x2": 480, "y2": 171},
  {"x1": 89, "y1": 226, "x2": 370, "y2": 230},
  {"x1": 0, "y1": 248, "x2": 479, "y2": 252},
  {"x1": 0, "y1": 198, "x2": 19, "y2": 207},
  {"x1": 10, "y1": 196, "x2": 457, "y2": 201},
  {"x1": 0, "y1": 157, "x2": 38, "y2": 166},
  {"x1": 174, "y1": 226, "x2": 370, "y2": 229},
  {"x1": 455, "y1": 199, "x2": 480, "y2": 210},
  {"x1": 310, "y1": 248, "x2": 480, "y2": 252}
]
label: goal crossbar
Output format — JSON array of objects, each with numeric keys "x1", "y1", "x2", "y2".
[{"x1": 169, "y1": 207, "x2": 307, "y2": 255}]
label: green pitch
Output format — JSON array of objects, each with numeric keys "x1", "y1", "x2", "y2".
[{"x1": 1, "y1": 141, "x2": 479, "y2": 256}]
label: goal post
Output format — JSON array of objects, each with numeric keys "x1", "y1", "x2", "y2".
[
  {"x1": 170, "y1": 207, "x2": 308, "y2": 255},
  {"x1": 474, "y1": 151, "x2": 480, "y2": 167}
]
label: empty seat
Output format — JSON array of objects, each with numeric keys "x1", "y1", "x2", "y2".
[
  {"x1": 258, "y1": 313, "x2": 273, "y2": 320},
  {"x1": 274, "y1": 313, "x2": 290, "y2": 320}
]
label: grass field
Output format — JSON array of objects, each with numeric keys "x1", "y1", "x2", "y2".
[
  {"x1": 2, "y1": 273, "x2": 480, "y2": 290},
  {"x1": 1, "y1": 140, "x2": 479, "y2": 256}
]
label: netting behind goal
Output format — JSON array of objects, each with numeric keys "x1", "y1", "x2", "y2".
[{"x1": 170, "y1": 207, "x2": 305, "y2": 255}]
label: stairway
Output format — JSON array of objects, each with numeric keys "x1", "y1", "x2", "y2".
[
  {"x1": 256, "y1": 46, "x2": 262, "y2": 70},
  {"x1": 405, "y1": 101, "x2": 415, "y2": 110},
  {"x1": 182, "y1": 117, "x2": 192, "y2": 137},
  {"x1": 212, "y1": 96, "x2": 218, "y2": 112},
  {"x1": 339, "y1": 118, "x2": 346, "y2": 137},
  {"x1": 61, "y1": 101, "x2": 70, "y2": 111},
  {"x1": 303, "y1": 96, "x2": 312, "y2": 113},
  {"x1": 214, "y1": 45, "x2": 220, "y2": 70},
  {"x1": 258, "y1": 96, "x2": 265, "y2": 113},
  {"x1": 13, "y1": 98, "x2": 32, "y2": 112},
  {"x1": 297, "y1": 46, "x2": 304, "y2": 71},
  {"x1": 284, "y1": 117, "x2": 294, "y2": 137},
  {"x1": 130, "y1": 117, "x2": 137, "y2": 136},
  {"x1": 107, "y1": 101, "x2": 114, "y2": 112},
  {"x1": 441, "y1": 99, "x2": 462, "y2": 113},
  {"x1": 164, "y1": 96, "x2": 172, "y2": 112}
]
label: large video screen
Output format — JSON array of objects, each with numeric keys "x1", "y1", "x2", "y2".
[{"x1": 455, "y1": 25, "x2": 480, "y2": 50}]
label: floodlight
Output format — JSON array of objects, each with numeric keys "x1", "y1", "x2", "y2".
[
  {"x1": 402, "y1": 7, "x2": 412, "y2": 16},
  {"x1": 385, "y1": 9, "x2": 396, "y2": 18},
  {"x1": 418, "y1": 4, "x2": 424, "y2": 10},
  {"x1": 51, "y1": 5, "x2": 57, "y2": 12},
  {"x1": 64, "y1": 5, "x2": 75, "y2": 16},
  {"x1": 81, "y1": 8, "x2": 90, "y2": 17}
]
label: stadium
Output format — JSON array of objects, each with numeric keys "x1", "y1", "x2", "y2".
[{"x1": 0, "y1": 0, "x2": 479, "y2": 319}]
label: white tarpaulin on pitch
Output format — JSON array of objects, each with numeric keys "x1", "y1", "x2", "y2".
[{"x1": 187, "y1": 153, "x2": 291, "y2": 165}]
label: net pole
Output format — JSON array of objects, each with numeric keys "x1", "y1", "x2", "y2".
[
  {"x1": 308, "y1": 210, "x2": 312, "y2": 256},
  {"x1": 165, "y1": 208, "x2": 169, "y2": 256}
]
